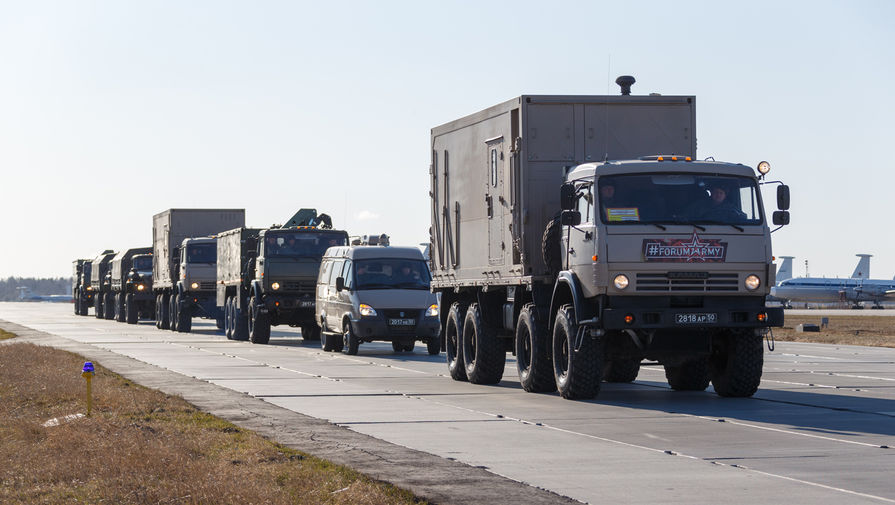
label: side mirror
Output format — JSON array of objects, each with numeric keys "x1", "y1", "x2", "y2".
[
  {"x1": 777, "y1": 185, "x2": 790, "y2": 210},
  {"x1": 335, "y1": 276, "x2": 345, "y2": 292},
  {"x1": 560, "y1": 210, "x2": 581, "y2": 226},
  {"x1": 772, "y1": 211, "x2": 790, "y2": 226},
  {"x1": 560, "y1": 182, "x2": 576, "y2": 211}
]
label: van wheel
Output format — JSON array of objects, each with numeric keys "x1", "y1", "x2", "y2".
[
  {"x1": 248, "y1": 298, "x2": 270, "y2": 344},
  {"x1": 343, "y1": 321, "x2": 359, "y2": 355},
  {"x1": 461, "y1": 303, "x2": 505, "y2": 384},
  {"x1": 710, "y1": 330, "x2": 763, "y2": 397},
  {"x1": 445, "y1": 303, "x2": 468, "y2": 381},
  {"x1": 516, "y1": 303, "x2": 555, "y2": 393},
  {"x1": 426, "y1": 337, "x2": 440, "y2": 355},
  {"x1": 553, "y1": 304, "x2": 601, "y2": 400},
  {"x1": 664, "y1": 357, "x2": 709, "y2": 390}
]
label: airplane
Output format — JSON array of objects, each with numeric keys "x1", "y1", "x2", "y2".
[
  {"x1": 16, "y1": 287, "x2": 73, "y2": 303},
  {"x1": 769, "y1": 254, "x2": 895, "y2": 309}
]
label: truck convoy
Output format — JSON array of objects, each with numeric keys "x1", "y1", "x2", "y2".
[
  {"x1": 429, "y1": 76, "x2": 790, "y2": 399},
  {"x1": 109, "y1": 247, "x2": 154, "y2": 324},
  {"x1": 89, "y1": 250, "x2": 117, "y2": 320},
  {"x1": 152, "y1": 209, "x2": 245, "y2": 332},
  {"x1": 216, "y1": 209, "x2": 349, "y2": 345},
  {"x1": 72, "y1": 259, "x2": 94, "y2": 316}
]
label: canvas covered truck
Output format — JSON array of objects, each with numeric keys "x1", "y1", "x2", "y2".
[
  {"x1": 152, "y1": 209, "x2": 245, "y2": 332},
  {"x1": 216, "y1": 226, "x2": 263, "y2": 341},
  {"x1": 72, "y1": 259, "x2": 94, "y2": 316},
  {"x1": 89, "y1": 250, "x2": 116, "y2": 320},
  {"x1": 109, "y1": 247, "x2": 154, "y2": 324},
  {"x1": 429, "y1": 76, "x2": 790, "y2": 399}
]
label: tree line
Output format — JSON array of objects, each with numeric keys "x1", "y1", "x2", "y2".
[{"x1": 0, "y1": 277, "x2": 72, "y2": 301}]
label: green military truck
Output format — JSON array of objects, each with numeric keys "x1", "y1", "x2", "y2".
[
  {"x1": 72, "y1": 259, "x2": 94, "y2": 316},
  {"x1": 109, "y1": 247, "x2": 154, "y2": 324},
  {"x1": 429, "y1": 76, "x2": 790, "y2": 399},
  {"x1": 89, "y1": 250, "x2": 117, "y2": 320}
]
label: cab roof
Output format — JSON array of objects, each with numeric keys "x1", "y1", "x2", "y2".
[
  {"x1": 323, "y1": 246, "x2": 426, "y2": 261},
  {"x1": 567, "y1": 159, "x2": 757, "y2": 181}
]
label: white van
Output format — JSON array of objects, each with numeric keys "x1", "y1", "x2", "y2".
[{"x1": 316, "y1": 246, "x2": 441, "y2": 355}]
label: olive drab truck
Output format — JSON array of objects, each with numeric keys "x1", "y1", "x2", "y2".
[
  {"x1": 152, "y1": 209, "x2": 246, "y2": 332},
  {"x1": 89, "y1": 250, "x2": 117, "y2": 320},
  {"x1": 429, "y1": 76, "x2": 790, "y2": 399},
  {"x1": 72, "y1": 259, "x2": 94, "y2": 316},
  {"x1": 109, "y1": 247, "x2": 154, "y2": 324}
]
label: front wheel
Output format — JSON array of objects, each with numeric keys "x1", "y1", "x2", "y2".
[
  {"x1": 664, "y1": 357, "x2": 710, "y2": 391},
  {"x1": 426, "y1": 337, "x2": 440, "y2": 355},
  {"x1": 103, "y1": 292, "x2": 115, "y2": 320},
  {"x1": 115, "y1": 293, "x2": 126, "y2": 322},
  {"x1": 553, "y1": 304, "x2": 601, "y2": 400},
  {"x1": 248, "y1": 298, "x2": 270, "y2": 344},
  {"x1": 392, "y1": 341, "x2": 404, "y2": 352},
  {"x1": 176, "y1": 294, "x2": 192, "y2": 333},
  {"x1": 342, "y1": 321, "x2": 359, "y2": 355},
  {"x1": 125, "y1": 293, "x2": 138, "y2": 324},
  {"x1": 710, "y1": 330, "x2": 763, "y2": 397}
]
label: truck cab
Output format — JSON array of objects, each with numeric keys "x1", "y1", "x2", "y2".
[{"x1": 169, "y1": 237, "x2": 221, "y2": 332}]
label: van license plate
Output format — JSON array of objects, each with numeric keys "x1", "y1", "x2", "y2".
[
  {"x1": 389, "y1": 318, "x2": 415, "y2": 326},
  {"x1": 675, "y1": 313, "x2": 717, "y2": 324}
]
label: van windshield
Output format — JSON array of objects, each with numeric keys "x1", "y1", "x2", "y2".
[
  {"x1": 598, "y1": 173, "x2": 763, "y2": 226},
  {"x1": 354, "y1": 259, "x2": 431, "y2": 290}
]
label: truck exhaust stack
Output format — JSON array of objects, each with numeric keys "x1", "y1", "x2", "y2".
[{"x1": 615, "y1": 75, "x2": 635, "y2": 95}]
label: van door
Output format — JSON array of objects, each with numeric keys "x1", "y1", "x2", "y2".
[
  {"x1": 317, "y1": 259, "x2": 333, "y2": 328},
  {"x1": 486, "y1": 137, "x2": 505, "y2": 265},
  {"x1": 326, "y1": 259, "x2": 344, "y2": 330}
]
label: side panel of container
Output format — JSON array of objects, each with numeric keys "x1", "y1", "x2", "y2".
[{"x1": 215, "y1": 227, "x2": 261, "y2": 306}]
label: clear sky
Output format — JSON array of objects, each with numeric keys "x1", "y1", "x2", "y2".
[{"x1": 2, "y1": 1, "x2": 893, "y2": 280}]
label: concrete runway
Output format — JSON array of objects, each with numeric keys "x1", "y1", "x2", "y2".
[{"x1": 3, "y1": 302, "x2": 894, "y2": 504}]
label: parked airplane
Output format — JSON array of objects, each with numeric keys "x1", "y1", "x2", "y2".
[
  {"x1": 16, "y1": 287, "x2": 73, "y2": 303},
  {"x1": 769, "y1": 255, "x2": 895, "y2": 309}
]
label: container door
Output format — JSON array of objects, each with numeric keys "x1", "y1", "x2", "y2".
[{"x1": 486, "y1": 137, "x2": 505, "y2": 265}]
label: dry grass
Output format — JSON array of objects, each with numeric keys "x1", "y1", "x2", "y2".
[
  {"x1": 774, "y1": 315, "x2": 895, "y2": 348},
  {"x1": 0, "y1": 342, "x2": 426, "y2": 505},
  {"x1": 0, "y1": 328, "x2": 16, "y2": 340}
]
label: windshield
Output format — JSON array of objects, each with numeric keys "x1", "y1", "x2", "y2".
[
  {"x1": 597, "y1": 173, "x2": 763, "y2": 226},
  {"x1": 263, "y1": 231, "x2": 347, "y2": 258},
  {"x1": 354, "y1": 259, "x2": 431, "y2": 290},
  {"x1": 185, "y1": 243, "x2": 216, "y2": 264},
  {"x1": 132, "y1": 256, "x2": 152, "y2": 271}
]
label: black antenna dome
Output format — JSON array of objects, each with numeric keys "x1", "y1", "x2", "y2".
[{"x1": 615, "y1": 75, "x2": 635, "y2": 95}]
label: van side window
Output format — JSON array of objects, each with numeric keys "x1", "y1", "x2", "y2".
[
  {"x1": 328, "y1": 260, "x2": 344, "y2": 287},
  {"x1": 319, "y1": 260, "x2": 332, "y2": 284},
  {"x1": 342, "y1": 260, "x2": 353, "y2": 289}
]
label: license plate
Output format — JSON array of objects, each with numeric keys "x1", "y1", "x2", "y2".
[
  {"x1": 299, "y1": 300, "x2": 315, "y2": 308},
  {"x1": 388, "y1": 318, "x2": 415, "y2": 326},
  {"x1": 675, "y1": 312, "x2": 717, "y2": 324}
]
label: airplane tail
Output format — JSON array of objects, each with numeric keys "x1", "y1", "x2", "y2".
[
  {"x1": 776, "y1": 256, "x2": 795, "y2": 284},
  {"x1": 851, "y1": 254, "x2": 872, "y2": 279}
]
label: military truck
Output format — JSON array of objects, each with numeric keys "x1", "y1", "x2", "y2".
[
  {"x1": 89, "y1": 250, "x2": 117, "y2": 320},
  {"x1": 429, "y1": 77, "x2": 790, "y2": 399},
  {"x1": 109, "y1": 247, "x2": 154, "y2": 324},
  {"x1": 239, "y1": 209, "x2": 349, "y2": 344},
  {"x1": 72, "y1": 259, "x2": 94, "y2": 316},
  {"x1": 152, "y1": 209, "x2": 245, "y2": 332},
  {"x1": 216, "y1": 227, "x2": 262, "y2": 341}
]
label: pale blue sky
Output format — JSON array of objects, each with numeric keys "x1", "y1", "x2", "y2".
[{"x1": 2, "y1": 1, "x2": 893, "y2": 279}]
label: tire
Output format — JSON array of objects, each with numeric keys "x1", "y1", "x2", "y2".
[
  {"x1": 445, "y1": 302, "x2": 468, "y2": 381},
  {"x1": 392, "y1": 341, "x2": 404, "y2": 352},
  {"x1": 515, "y1": 303, "x2": 556, "y2": 393},
  {"x1": 542, "y1": 214, "x2": 563, "y2": 277},
  {"x1": 553, "y1": 304, "x2": 601, "y2": 400},
  {"x1": 248, "y1": 298, "x2": 270, "y2": 344},
  {"x1": 94, "y1": 292, "x2": 103, "y2": 319},
  {"x1": 232, "y1": 299, "x2": 249, "y2": 341},
  {"x1": 125, "y1": 293, "x2": 138, "y2": 324},
  {"x1": 216, "y1": 314, "x2": 225, "y2": 330},
  {"x1": 104, "y1": 293, "x2": 115, "y2": 320},
  {"x1": 710, "y1": 330, "x2": 763, "y2": 397},
  {"x1": 604, "y1": 357, "x2": 642, "y2": 383},
  {"x1": 301, "y1": 325, "x2": 321, "y2": 342},
  {"x1": 426, "y1": 337, "x2": 440, "y2": 355},
  {"x1": 168, "y1": 294, "x2": 178, "y2": 331},
  {"x1": 176, "y1": 294, "x2": 192, "y2": 333},
  {"x1": 321, "y1": 331, "x2": 338, "y2": 352},
  {"x1": 402, "y1": 342, "x2": 415, "y2": 352},
  {"x1": 342, "y1": 320, "x2": 359, "y2": 355},
  {"x1": 74, "y1": 293, "x2": 80, "y2": 315},
  {"x1": 664, "y1": 357, "x2": 710, "y2": 391},
  {"x1": 224, "y1": 297, "x2": 234, "y2": 340},
  {"x1": 461, "y1": 303, "x2": 505, "y2": 385},
  {"x1": 158, "y1": 294, "x2": 170, "y2": 330},
  {"x1": 115, "y1": 293, "x2": 126, "y2": 322}
]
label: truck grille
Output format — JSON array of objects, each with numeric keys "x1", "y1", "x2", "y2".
[
  {"x1": 283, "y1": 280, "x2": 315, "y2": 293},
  {"x1": 199, "y1": 281, "x2": 216, "y2": 290},
  {"x1": 635, "y1": 272, "x2": 739, "y2": 292}
]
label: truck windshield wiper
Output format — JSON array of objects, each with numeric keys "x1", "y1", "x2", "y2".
[{"x1": 696, "y1": 220, "x2": 744, "y2": 232}]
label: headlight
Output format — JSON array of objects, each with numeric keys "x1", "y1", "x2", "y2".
[
  {"x1": 190, "y1": 282, "x2": 199, "y2": 290},
  {"x1": 359, "y1": 304, "x2": 377, "y2": 317},
  {"x1": 613, "y1": 274, "x2": 630, "y2": 290},
  {"x1": 425, "y1": 304, "x2": 439, "y2": 317},
  {"x1": 136, "y1": 284, "x2": 145, "y2": 291},
  {"x1": 745, "y1": 275, "x2": 761, "y2": 291},
  {"x1": 271, "y1": 282, "x2": 280, "y2": 291},
  {"x1": 86, "y1": 286, "x2": 93, "y2": 291}
]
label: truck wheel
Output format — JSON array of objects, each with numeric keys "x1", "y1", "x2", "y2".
[
  {"x1": 542, "y1": 214, "x2": 563, "y2": 276},
  {"x1": 248, "y1": 299, "x2": 270, "y2": 344},
  {"x1": 159, "y1": 294, "x2": 170, "y2": 330},
  {"x1": 104, "y1": 293, "x2": 115, "y2": 320},
  {"x1": 215, "y1": 314, "x2": 225, "y2": 330},
  {"x1": 74, "y1": 293, "x2": 80, "y2": 315},
  {"x1": 224, "y1": 297, "x2": 233, "y2": 339},
  {"x1": 445, "y1": 303, "x2": 468, "y2": 381},
  {"x1": 402, "y1": 342, "x2": 415, "y2": 352},
  {"x1": 95, "y1": 293, "x2": 104, "y2": 319},
  {"x1": 125, "y1": 294, "x2": 138, "y2": 324},
  {"x1": 516, "y1": 303, "x2": 555, "y2": 393},
  {"x1": 232, "y1": 300, "x2": 249, "y2": 341},
  {"x1": 426, "y1": 337, "x2": 440, "y2": 355},
  {"x1": 115, "y1": 293, "x2": 126, "y2": 322},
  {"x1": 301, "y1": 325, "x2": 320, "y2": 342},
  {"x1": 169, "y1": 294, "x2": 178, "y2": 331},
  {"x1": 663, "y1": 358, "x2": 709, "y2": 390},
  {"x1": 391, "y1": 341, "x2": 404, "y2": 352},
  {"x1": 461, "y1": 303, "x2": 505, "y2": 385},
  {"x1": 553, "y1": 304, "x2": 601, "y2": 400},
  {"x1": 710, "y1": 330, "x2": 763, "y2": 397},
  {"x1": 176, "y1": 294, "x2": 192, "y2": 332},
  {"x1": 604, "y1": 358, "x2": 642, "y2": 383},
  {"x1": 342, "y1": 321, "x2": 359, "y2": 355}
]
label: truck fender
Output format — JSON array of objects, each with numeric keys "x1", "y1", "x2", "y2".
[
  {"x1": 548, "y1": 271, "x2": 594, "y2": 331},
  {"x1": 249, "y1": 280, "x2": 264, "y2": 304}
]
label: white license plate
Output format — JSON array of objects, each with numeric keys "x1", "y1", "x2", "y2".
[
  {"x1": 388, "y1": 318, "x2": 415, "y2": 326},
  {"x1": 675, "y1": 313, "x2": 717, "y2": 324}
]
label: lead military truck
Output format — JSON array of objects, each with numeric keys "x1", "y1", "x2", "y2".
[
  {"x1": 429, "y1": 77, "x2": 790, "y2": 399},
  {"x1": 72, "y1": 259, "x2": 94, "y2": 316}
]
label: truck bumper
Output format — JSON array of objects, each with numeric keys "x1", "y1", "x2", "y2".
[
  {"x1": 350, "y1": 316, "x2": 441, "y2": 341},
  {"x1": 601, "y1": 305, "x2": 783, "y2": 330},
  {"x1": 184, "y1": 291, "x2": 221, "y2": 319}
]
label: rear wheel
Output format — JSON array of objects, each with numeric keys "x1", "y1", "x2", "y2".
[
  {"x1": 342, "y1": 321, "x2": 359, "y2": 355},
  {"x1": 402, "y1": 342, "x2": 414, "y2": 352},
  {"x1": 664, "y1": 357, "x2": 710, "y2": 391},
  {"x1": 74, "y1": 292, "x2": 80, "y2": 315},
  {"x1": 392, "y1": 341, "x2": 404, "y2": 352},
  {"x1": 553, "y1": 304, "x2": 601, "y2": 400},
  {"x1": 248, "y1": 297, "x2": 270, "y2": 344},
  {"x1": 445, "y1": 303, "x2": 468, "y2": 381},
  {"x1": 215, "y1": 314, "x2": 225, "y2": 330},
  {"x1": 158, "y1": 294, "x2": 170, "y2": 330},
  {"x1": 604, "y1": 357, "x2": 642, "y2": 383},
  {"x1": 115, "y1": 293, "x2": 126, "y2": 322},
  {"x1": 168, "y1": 294, "x2": 178, "y2": 331},
  {"x1": 176, "y1": 294, "x2": 192, "y2": 332},
  {"x1": 516, "y1": 303, "x2": 555, "y2": 393},
  {"x1": 125, "y1": 293, "x2": 138, "y2": 324},
  {"x1": 301, "y1": 325, "x2": 321, "y2": 342},
  {"x1": 94, "y1": 292, "x2": 103, "y2": 319},
  {"x1": 461, "y1": 303, "x2": 505, "y2": 384},
  {"x1": 710, "y1": 330, "x2": 763, "y2": 397},
  {"x1": 104, "y1": 293, "x2": 115, "y2": 320},
  {"x1": 224, "y1": 297, "x2": 234, "y2": 339}
]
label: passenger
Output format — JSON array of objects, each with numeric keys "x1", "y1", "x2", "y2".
[{"x1": 394, "y1": 263, "x2": 419, "y2": 284}]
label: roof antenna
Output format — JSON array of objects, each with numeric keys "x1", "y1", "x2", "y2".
[{"x1": 615, "y1": 75, "x2": 635, "y2": 95}]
